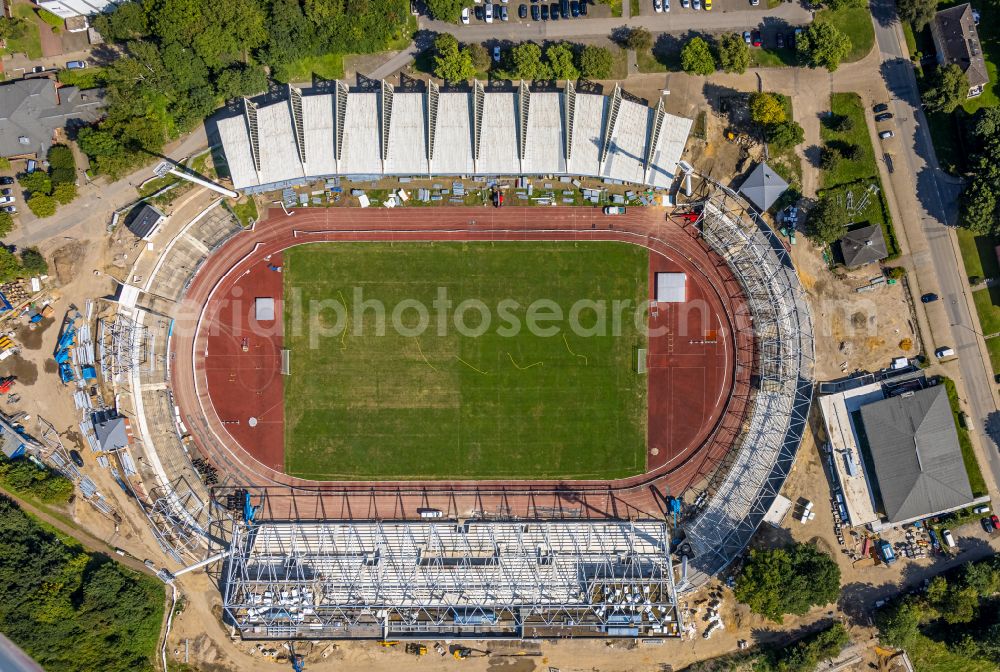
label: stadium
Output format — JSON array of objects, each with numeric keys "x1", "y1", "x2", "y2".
[{"x1": 111, "y1": 80, "x2": 814, "y2": 642}]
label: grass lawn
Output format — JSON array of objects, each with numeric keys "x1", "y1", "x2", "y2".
[
  {"x1": 636, "y1": 47, "x2": 668, "y2": 73},
  {"x1": 943, "y1": 376, "x2": 989, "y2": 497},
  {"x1": 926, "y1": 110, "x2": 965, "y2": 174},
  {"x1": 972, "y1": 286, "x2": 1000, "y2": 335},
  {"x1": 4, "y1": 5, "x2": 43, "y2": 60},
  {"x1": 229, "y1": 197, "x2": 258, "y2": 227},
  {"x1": 956, "y1": 228, "x2": 1000, "y2": 281},
  {"x1": 815, "y1": 6, "x2": 875, "y2": 63},
  {"x1": 820, "y1": 93, "x2": 879, "y2": 189},
  {"x1": 750, "y1": 47, "x2": 797, "y2": 68},
  {"x1": 599, "y1": 0, "x2": 624, "y2": 17},
  {"x1": 902, "y1": 22, "x2": 917, "y2": 57},
  {"x1": 283, "y1": 241, "x2": 648, "y2": 481},
  {"x1": 985, "y1": 336, "x2": 1000, "y2": 377},
  {"x1": 273, "y1": 52, "x2": 345, "y2": 84},
  {"x1": 630, "y1": 0, "x2": 640, "y2": 15}
]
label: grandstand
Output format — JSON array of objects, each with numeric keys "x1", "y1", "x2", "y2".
[
  {"x1": 222, "y1": 519, "x2": 682, "y2": 640},
  {"x1": 216, "y1": 81, "x2": 692, "y2": 193}
]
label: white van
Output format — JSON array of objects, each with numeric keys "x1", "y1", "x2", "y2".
[
  {"x1": 942, "y1": 529, "x2": 956, "y2": 548},
  {"x1": 935, "y1": 346, "x2": 955, "y2": 359}
]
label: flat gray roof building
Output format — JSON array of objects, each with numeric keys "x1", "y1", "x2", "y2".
[
  {"x1": 0, "y1": 79, "x2": 103, "y2": 158},
  {"x1": 858, "y1": 386, "x2": 975, "y2": 524},
  {"x1": 217, "y1": 81, "x2": 692, "y2": 193}
]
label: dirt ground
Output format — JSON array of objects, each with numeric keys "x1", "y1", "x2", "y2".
[{"x1": 792, "y1": 241, "x2": 917, "y2": 380}]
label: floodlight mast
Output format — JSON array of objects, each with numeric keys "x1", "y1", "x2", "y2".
[{"x1": 153, "y1": 161, "x2": 239, "y2": 199}]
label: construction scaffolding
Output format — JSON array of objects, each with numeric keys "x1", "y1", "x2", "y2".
[
  {"x1": 98, "y1": 312, "x2": 149, "y2": 384},
  {"x1": 222, "y1": 519, "x2": 682, "y2": 640},
  {"x1": 682, "y1": 185, "x2": 814, "y2": 585}
]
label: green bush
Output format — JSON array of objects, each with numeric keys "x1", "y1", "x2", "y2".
[
  {"x1": 36, "y1": 8, "x2": 64, "y2": 29},
  {"x1": 19, "y1": 248, "x2": 47, "y2": 276},
  {"x1": 0, "y1": 456, "x2": 73, "y2": 503},
  {"x1": 735, "y1": 542, "x2": 841, "y2": 622}
]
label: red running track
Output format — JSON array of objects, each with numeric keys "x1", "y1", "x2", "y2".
[{"x1": 170, "y1": 207, "x2": 755, "y2": 520}]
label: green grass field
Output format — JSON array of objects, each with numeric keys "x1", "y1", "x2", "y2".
[{"x1": 283, "y1": 242, "x2": 649, "y2": 480}]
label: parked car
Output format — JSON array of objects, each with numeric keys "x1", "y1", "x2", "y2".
[
  {"x1": 750, "y1": 0, "x2": 759, "y2": 4},
  {"x1": 485, "y1": 2, "x2": 493, "y2": 21},
  {"x1": 681, "y1": 0, "x2": 689, "y2": 7},
  {"x1": 873, "y1": 102, "x2": 889, "y2": 113},
  {"x1": 692, "y1": 0, "x2": 700, "y2": 9},
  {"x1": 743, "y1": 31, "x2": 752, "y2": 44},
  {"x1": 500, "y1": 5, "x2": 508, "y2": 19},
  {"x1": 475, "y1": 5, "x2": 484, "y2": 19},
  {"x1": 984, "y1": 517, "x2": 996, "y2": 533},
  {"x1": 942, "y1": 529, "x2": 956, "y2": 548},
  {"x1": 875, "y1": 113, "x2": 893, "y2": 123},
  {"x1": 418, "y1": 508, "x2": 444, "y2": 518},
  {"x1": 0, "y1": 196, "x2": 13, "y2": 205},
  {"x1": 66, "y1": 60, "x2": 87, "y2": 69},
  {"x1": 461, "y1": 7, "x2": 470, "y2": 23},
  {"x1": 603, "y1": 205, "x2": 626, "y2": 215},
  {"x1": 531, "y1": 3, "x2": 539, "y2": 18},
  {"x1": 541, "y1": 3, "x2": 549, "y2": 18},
  {"x1": 0, "y1": 189, "x2": 10, "y2": 197},
  {"x1": 1, "y1": 206, "x2": 16, "y2": 214},
  {"x1": 571, "y1": 0, "x2": 580, "y2": 15},
  {"x1": 493, "y1": 46, "x2": 501, "y2": 62},
  {"x1": 704, "y1": 0, "x2": 711, "y2": 9},
  {"x1": 935, "y1": 346, "x2": 955, "y2": 358},
  {"x1": 30, "y1": 66, "x2": 46, "y2": 74},
  {"x1": 654, "y1": 0, "x2": 662, "y2": 11},
  {"x1": 878, "y1": 130, "x2": 894, "y2": 139},
  {"x1": 921, "y1": 293, "x2": 938, "y2": 303},
  {"x1": 992, "y1": 514, "x2": 1000, "y2": 531},
  {"x1": 776, "y1": 32, "x2": 785, "y2": 48},
  {"x1": 519, "y1": 3, "x2": 527, "y2": 17},
  {"x1": 751, "y1": 30, "x2": 762, "y2": 47},
  {"x1": 579, "y1": 1, "x2": 587, "y2": 14},
  {"x1": 69, "y1": 450, "x2": 84, "y2": 468},
  {"x1": 550, "y1": 2, "x2": 559, "y2": 18},
  {"x1": 0, "y1": 177, "x2": 13, "y2": 186}
]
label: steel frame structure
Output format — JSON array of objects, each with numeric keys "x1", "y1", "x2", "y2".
[
  {"x1": 682, "y1": 185, "x2": 814, "y2": 584},
  {"x1": 98, "y1": 312, "x2": 148, "y2": 384},
  {"x1": 222, "y1": 520, "x2": 682, "y2": 640}
]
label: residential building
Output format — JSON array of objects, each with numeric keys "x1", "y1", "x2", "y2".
[{"x1": 930, "y1": 3, "x2": 989, "y2": 98}]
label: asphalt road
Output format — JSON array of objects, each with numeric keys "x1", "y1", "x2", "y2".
[{"x1": 870, "y1": 0, "x2": 1000, "y2": 492}]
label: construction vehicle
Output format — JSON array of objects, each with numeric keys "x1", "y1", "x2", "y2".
[
  {"x1": 379, "y1": 640, "x2": 400, "y2": 648},
  {"x1": 405, "y1": 643, "x2": 427, "y2": 656},
  {"x1": 291, "y1": 654, "x2": 305, "y2": 672},
  {"x1": 0, "y1": 376, "x2": 15, "y2": 394},
  {"x1": 453, "y1": 647, "x2": 489, "y2": 659}
]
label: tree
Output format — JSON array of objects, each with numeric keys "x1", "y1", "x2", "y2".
[
  {"x1": 923, "y1": 63, "x2": 969, "y2": 114},
  {"x1": 26, "y1": 194, "x2": 57, "y2": 219},
  {"x1": 805, "y1": 197, "x2": 849, "y2": 245},
  {"x1": 0, "y1": 248, "x2": 21, "y2": 282},
  {"x1": 92, "y1": 2, "x2": 149, "y2": 41},
  {"x1": 897, "y1": 0, "x2": 937, "y2": 31},
  {"x1": 0, "y1": 212, "x2": 12, "y2": 239},
  {"x1": 842, "y1": 143, "x2": 862, "y2": 160},
  {"x1": 717, "y1": 32, "x2": 750, "y2": 74},
  {"x1": 624, "y1": 27, "x2": 653, "y2": 52},
  {"x1": 425, "y1": 0, "x2": 465, "y2": 22},
  {"x1": 433, "y1": 35, "x2": 476, "y2": 82},
  {"x1": 734, "y1": 543, "x2": 841, "y2": 622},
  {"x1": 875, "y1": 599, "x2": 923, "y2": 648},
  {"x1": 797, "y1": 20, "x2": 851, "y2": 72},
  {"x1": 749, "y1": 92, "x2": 786, "y2": 125},
  {"x1": 18, "y1": 171, "x2": 51, "y2": 196},
  {"x1": 467, "y1": 43, "x2": 491, "y2": 73},
  {"x1": 767, "y1": 120, "x2": 805, "y2": 149},
  {"x1": 504, "y1": 42, "x2": 551, "y2": 80},
  {"x1": 680, "y1": 37, "x2": 716, "y2": 76},
  {"x1": 19, "y1": 248, "x2": 47, "y2": 277},
  {"x1": 578, "y1": 45, "x2": 613, "y2": 79},
  {"x1": 821, "y1": 146, "x2": 842, "y2": 169},
  {"x1": 546, "y1": 42, "x2": 579, "y2": 80},
  {"x1": 52, "y1": 183, "x2": 77, "y2": 205}
]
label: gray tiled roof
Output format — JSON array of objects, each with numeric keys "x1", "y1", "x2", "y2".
[
  {"x1": 933, "y1": 4, "x2": 989, "y2": 88},
  {"x1": 837, "y1": 224, "x2": 888, "y2": 267},
  {"x1": 859, "y1": 386, "x2": 974, "y2": 523},
  {"x1": 0, "y1": 79, "x2": 104, "y2": 158},
  {"x1": 738, "y1": 162, "x2": 788, "y2": 212}
]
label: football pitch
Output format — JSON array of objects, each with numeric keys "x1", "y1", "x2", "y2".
[{"x1": 283, "y1": 241, "x2": 648, "y2": 480}]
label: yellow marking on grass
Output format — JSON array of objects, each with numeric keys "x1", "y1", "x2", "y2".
[
  {"x1": 455, "y1": 356, "x2": 490, "y2": 375},
  {"x1": 415, "y1": 339, "x2": 440, "y2": 372},
  {"x1": 338, "y1": 290, "x2": 350, "y2": 352},
  {"x1": 507, "y1": 352, "x2": 543, "y2": 370},
  {"x1": 563, "y1": 334, "x2": 588, "y2": 365}
]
